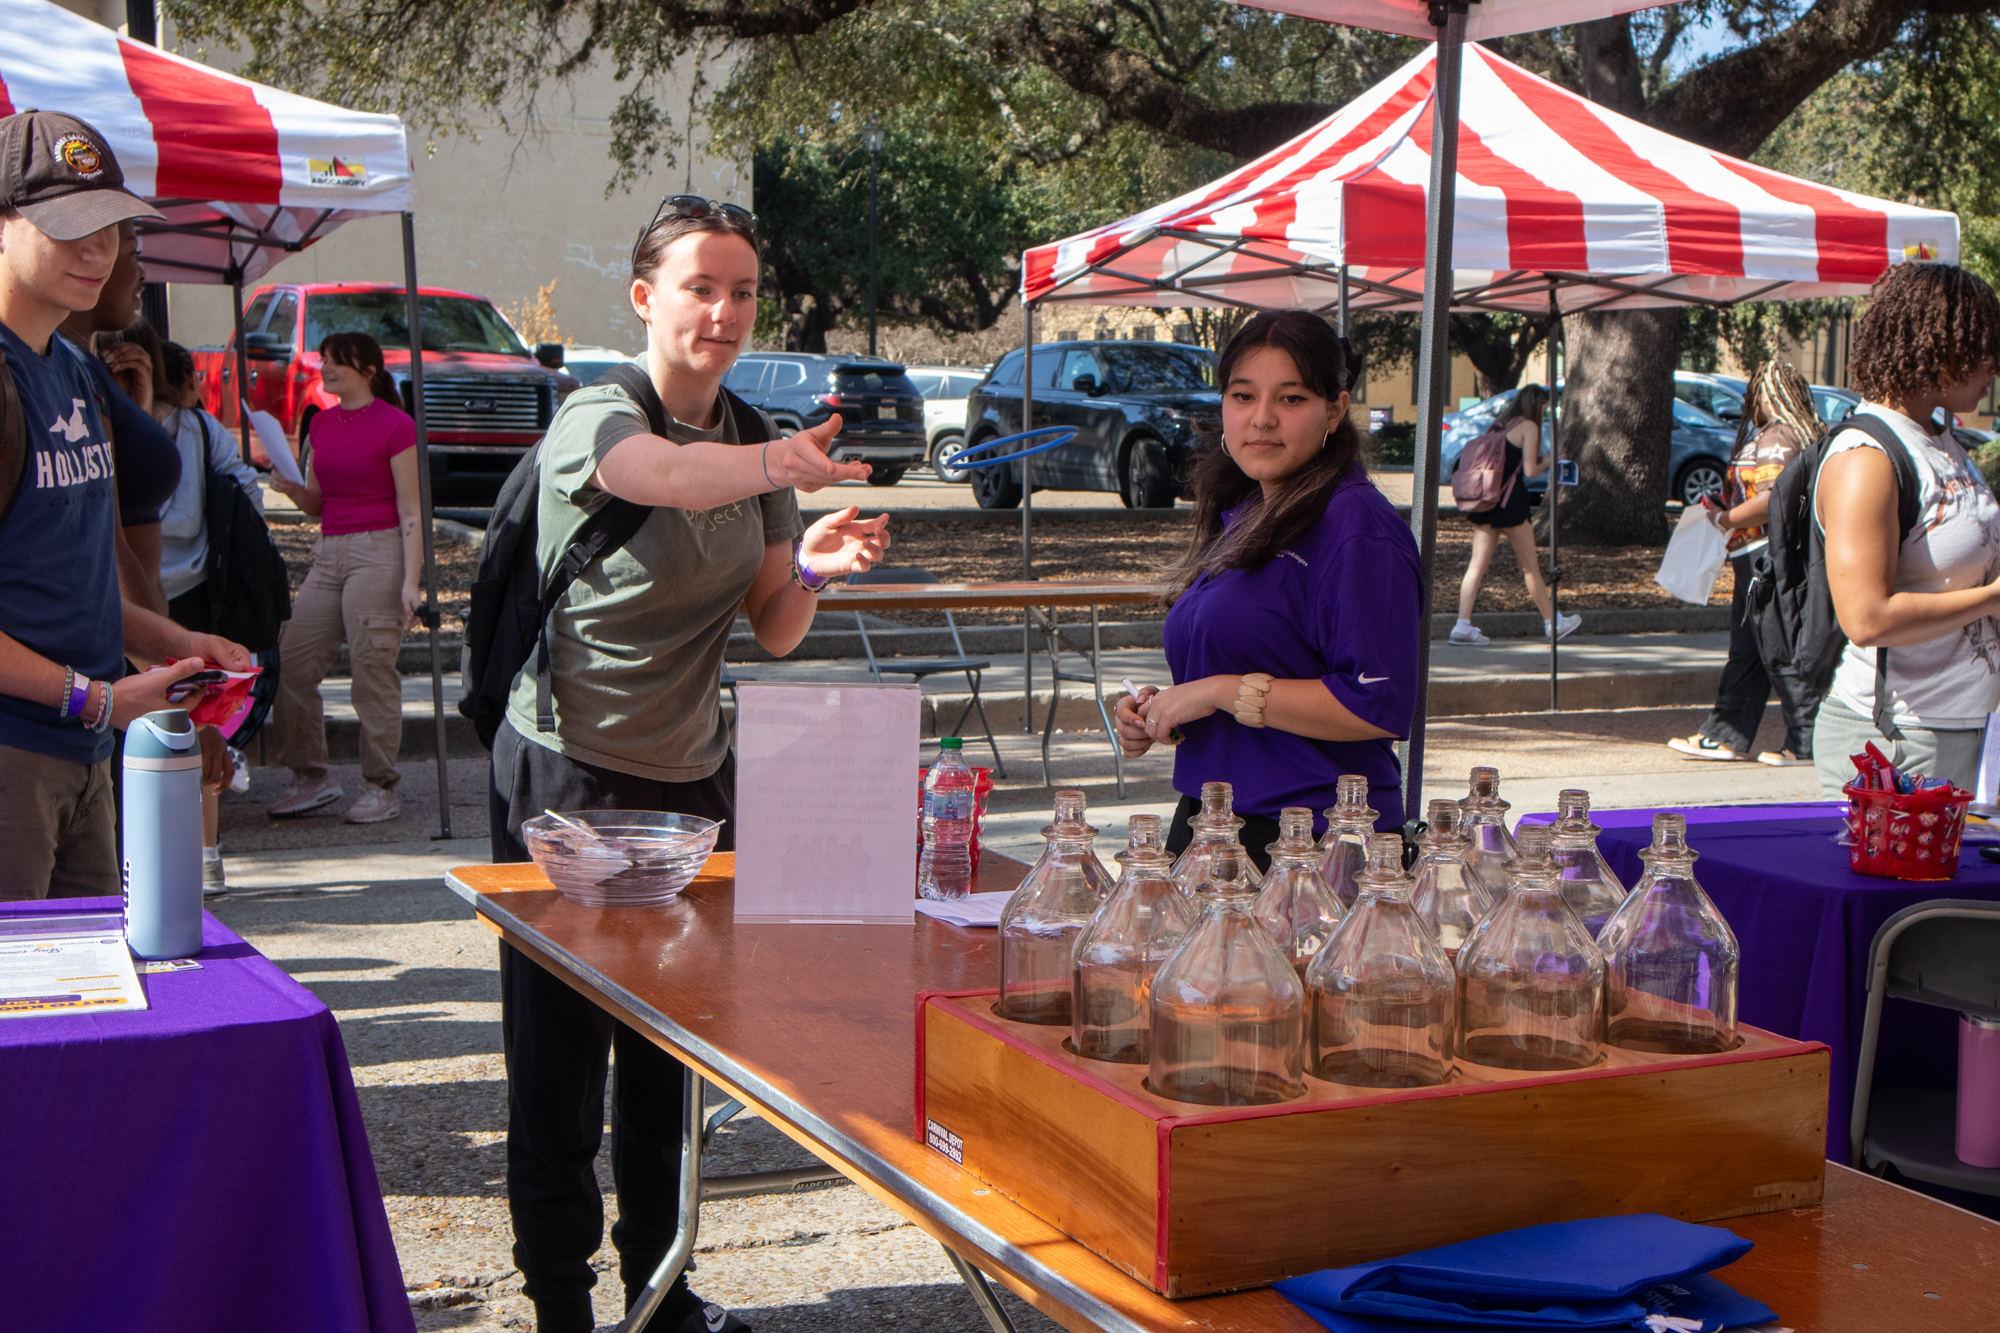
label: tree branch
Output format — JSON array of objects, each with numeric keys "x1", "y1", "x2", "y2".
[{"x1": 1015, "y1": 0, "x2": 1334, "y2": 158}]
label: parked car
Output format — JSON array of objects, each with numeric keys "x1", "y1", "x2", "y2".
[
  {"x1": 551, "y1": 345, "x2": 633, "y2": 388},
  {"x1": 720, "y1": 352, "x2": 926, "y2": 485},
  {"x1": 1673, "y1": 370, "x2": 1859, "y2": 428},
  {"x1": 193, "y1": 282, "x2": 576, "y2": 504},
  {"x1": 1440, "y1": 384, "x2": 1739, "y2": 507},
  {"x1": 959, "y1": 341, "x2": 1218, "y2": 509},
  {"x1": 904, "y1": 364, "x2": 990, "y2": 481}
]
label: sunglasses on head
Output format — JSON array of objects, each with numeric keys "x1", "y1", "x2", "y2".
[{"x1": 641, "y1": 195, "x2": 758, "y2": 241}]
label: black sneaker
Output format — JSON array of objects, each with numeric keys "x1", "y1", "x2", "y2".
[{"x1": 677, "y1": 1303, "x2": 752, "y2": 1333}]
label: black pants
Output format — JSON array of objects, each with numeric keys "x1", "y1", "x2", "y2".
[
  {"x1": 1698, "y1": 552, "x2": 1816, "y2": 758},
  {"x1": 491, "y1": 719, "x2": 737, "y2": 1333},
  {"x1": 1166, "y1": 794, "x2": 1280, "y2": 874}
]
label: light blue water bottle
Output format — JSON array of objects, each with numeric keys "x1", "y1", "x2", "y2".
[{"x1": 123, "y1": 709, "x2": 203, "y2": 960}]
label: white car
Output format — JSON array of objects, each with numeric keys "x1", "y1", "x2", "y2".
[{"x1": 905, "y1": 365, "x2": 991, "y2": 481}]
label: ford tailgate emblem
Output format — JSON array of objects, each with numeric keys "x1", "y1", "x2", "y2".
[{"x1": 461, "y1": 397, "x2": 496, "y2": 412}]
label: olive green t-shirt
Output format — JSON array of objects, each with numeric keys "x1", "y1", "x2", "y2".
[{"x1": 505, "y1": 373, "x2": 804, "y2": 781}]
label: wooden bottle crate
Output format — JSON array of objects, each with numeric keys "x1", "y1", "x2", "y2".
[{"x1": 915, "y1": 988, "x2": 1827, "y2": 1299}]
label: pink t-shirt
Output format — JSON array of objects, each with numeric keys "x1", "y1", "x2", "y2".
[{"x1": 308, "y1": 398, "x2": 416, "y2": 535}]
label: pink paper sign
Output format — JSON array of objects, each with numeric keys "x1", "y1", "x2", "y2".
[{"x1": 733, "y1": 682, "x2": 921, "y2": 925}]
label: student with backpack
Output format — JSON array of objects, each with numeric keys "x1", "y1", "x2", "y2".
[
  {"x1": 1666, "y1": 362, "x2": 1822, "y2": 766},
  {"x1": 481, "y1": 198, "x2": 888, "y2": 1333},
  {"x1": 1448, "y1": 383, "x2": 1581, "y2": 645},
  {"x1": 0, "y1": 110, "x2": 251, "y2": 899},
  {"x1": 1810, "y1": 262, "x2": 2000, "y2": 796}
]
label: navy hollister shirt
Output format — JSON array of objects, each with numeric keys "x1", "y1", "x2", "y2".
[
  {"x1": 0, "y1": 319, "x2": 123, "y2": 765},
  {"x1": 1163, "y1": 465, "x2": 1423, "y2": 832}
]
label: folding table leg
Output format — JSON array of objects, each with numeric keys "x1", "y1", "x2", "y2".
[
  {"x1": 1038, "y1": 607, "x2": 1061, "y2": 787},
  {"x1": 1087, "y1": 604, "x2": 1124, "y2": 798},
  {"x1": 941, "y1": 1245, "x2": 1021, "y2": 1333},
  {"x1": 617, "y1": 1070, "x2": 706, "y2": 1333}
]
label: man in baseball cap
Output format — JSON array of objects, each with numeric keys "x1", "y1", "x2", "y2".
[{"x1": 0, "y1": 110, "x2": 161, "y2": 239}]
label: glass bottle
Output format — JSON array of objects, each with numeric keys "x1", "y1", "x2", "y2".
[
  {"x1": 1307, "y1": 832, "x2": 1457, "y2": 1088},
  {"x1": 1171, "y1": 781, "x2": 1263, "y2": 897},
  {"x1": 1598, "y1": 812, "x2": 1742, "y2": 1055},
  {"x1": 1548, "y1": 789, "x2": 1627, "y2": 938},
  {"x1": 1455, "y1": 824, "x2": 1605, "y2": 1072},
  {"x1": 1408, "y1": 798, "x2": 1492, "y2": 960},
  {"x1": 1072, "y1": 815, "x2": 1197, "y2": 1064},
  {"x1": 998, "y1": 790, "x2": 1112, "y2": 1026},
  {"x1": 1316, "y1": 774, "x2": 1377, "y2": 909},
  {"x1": 1458, "y1": 766, "x2": 1517, "y2": 898},
  {"x1": 1253, "y1": 807, "x2": 1345, "y2": 977},
  {"x1": 1148, "y1": 841, "x2": 1306, "y2": 1106}
]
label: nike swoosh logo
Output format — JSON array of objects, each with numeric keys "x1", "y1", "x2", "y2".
[{"x1": 1358, "y1": 673, "x2": 1387, "y2": 684}]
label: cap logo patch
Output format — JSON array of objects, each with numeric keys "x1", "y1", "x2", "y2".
[{"x1": 53, "y1": 133, "x2": 104, "y2": 179}]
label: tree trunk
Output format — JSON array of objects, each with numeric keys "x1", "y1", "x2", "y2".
[{"x1": 1557, "y1": 308, "x2": 1681, "y2": 545}]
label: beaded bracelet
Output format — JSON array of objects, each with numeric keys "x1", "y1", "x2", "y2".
[
  {"x1": 88, "y1": 679, "x2": 113, "y2": 732},
  {"x1": 790, "y1": 540, "x2": 830, "y2": 593},
  {"x1": 1233, "y1": 672, "x2": 1274, "y2": 728}
]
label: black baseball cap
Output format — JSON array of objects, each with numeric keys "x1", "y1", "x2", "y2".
[{"x1": 0, "y1": 110, "x2": 162, "y2": 241}]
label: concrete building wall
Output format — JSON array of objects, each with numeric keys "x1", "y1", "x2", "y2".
[{"x1": 56, "y1": 1, "x2": 748, "y2": 354}]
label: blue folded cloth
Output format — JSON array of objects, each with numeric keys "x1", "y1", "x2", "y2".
[{"x1": 1274, "y1": 1215, "x2": 1776, "y2": 1333}]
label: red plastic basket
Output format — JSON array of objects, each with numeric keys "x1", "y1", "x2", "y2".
[
  {"x1": 917, "y1": 765, "x2": 996, "y2": 872},
  {"x1": 1842, "y1": 780, "x2": 1970, "y2": 880}
]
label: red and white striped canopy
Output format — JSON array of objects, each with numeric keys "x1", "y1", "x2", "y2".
[
  {"x1": 1022, "y1": 43, "x2": 1957, "y2": 315},
  {"x1": 0, "y1": 0, "x2": 413, "y2": 285}
]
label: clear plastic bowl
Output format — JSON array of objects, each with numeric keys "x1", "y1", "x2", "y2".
[{"x1": 522, "y1": 810, "x2": 722, "y2": 907}]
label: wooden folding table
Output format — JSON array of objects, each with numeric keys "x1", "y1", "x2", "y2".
[{"x1": 448, "y1": 854, "x2": 2000, "y2": 1333}]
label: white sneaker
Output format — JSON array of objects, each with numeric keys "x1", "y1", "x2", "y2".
[
  {"x1": 1448, "y1": 624, "x2": 1490, "y2": 645},
  {"x1": 344, "y1": 784, "x2": 400, "y2": 824},
  {"x1": 1546, "y1": 612, "x2": 1582, "y2": 641},
  {"x1": 1667, "y1": 734, "x2": 1743, "y2": 762},
  {"x1": 268, "y1": 774, "x2": 343, "y2": 818},
  {"x1": 1758, "y1": 749, "x2": 1812, "y2": 767}
]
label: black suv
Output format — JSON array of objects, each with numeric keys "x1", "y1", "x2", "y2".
[
  {"x1": 720, "y1": 353, "x2": 926, "y2": 485},
  {"x1": 960, "y1": 341, "x2": 1218, "y2": 508}
]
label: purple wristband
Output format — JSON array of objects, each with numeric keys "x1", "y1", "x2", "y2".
[
  {"x1": 67, "y1": 675, "x2": 90, "y2": 720},
  {"x1": 793, "y1": 541, "x2": 829, "y2": 592}
]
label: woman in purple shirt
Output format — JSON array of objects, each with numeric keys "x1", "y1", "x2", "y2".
[{"x1": 1114, "y1": 311, "x2": 1423, "y2": 865}]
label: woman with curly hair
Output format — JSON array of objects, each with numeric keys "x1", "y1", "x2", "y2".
[
  {"x1": 1667, "y1": 361, "x2": 1824, "y2": 765},
  {"x1": 1813, "y1": 262, "x2": 2000, "y2": 795},
  {"x1": 1113, "y1": 310, "x2": 1424, "y2": 852}
]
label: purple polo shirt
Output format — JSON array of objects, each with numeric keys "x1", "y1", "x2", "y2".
[{"x1": 1162, "y1": 465, "x2": 1423, "y2": 832}]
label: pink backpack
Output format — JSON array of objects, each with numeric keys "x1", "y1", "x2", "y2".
[{"x1": 1451, "y1": 428, "x2": 1518, "y2": 513}]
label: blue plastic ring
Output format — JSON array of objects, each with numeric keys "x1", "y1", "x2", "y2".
[{"x1": 951, "y1": 427, "x2": 1079, "y2": 469}]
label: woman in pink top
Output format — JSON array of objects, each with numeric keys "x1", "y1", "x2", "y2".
[{"x1": 265, "y1": 332, "x2": 424, "y2": 824}]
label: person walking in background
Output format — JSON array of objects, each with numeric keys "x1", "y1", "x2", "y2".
[
  {"x1": 1668, "y1": 362, "x2": 1823, "y2": 766},
  {"x1": 1812, "y1": 262, "x2": 2000, "y2": 795},
  {"x1": 265, "y1": 332, "x2": 422, "y2": 824},
  {"x1": 155, "y1": 337, "x2": 264, "y2": 890},
  {"x1": 1448, "y1": 384, "x2": 1581, "y2": 645}
]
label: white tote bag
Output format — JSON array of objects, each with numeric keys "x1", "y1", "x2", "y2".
[{"x1": 1654, "y1": 506, "x2": 1729, "y2": 606}]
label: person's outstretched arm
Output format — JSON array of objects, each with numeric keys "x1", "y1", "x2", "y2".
[{"x1": 594, "y1": 415, "x2": 873, "y2": 510}]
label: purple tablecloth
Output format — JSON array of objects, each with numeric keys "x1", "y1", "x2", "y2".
[
  {"x1": 0, "y1": 898, "x2": 414, "y2": 1333},
  {"x1": 1529, "y1": 803, "x2": 2000, "y2": 1164}
]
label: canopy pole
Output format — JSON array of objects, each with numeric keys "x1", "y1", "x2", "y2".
[
  {"x1": 402, "y1": 212, "x2": 452, "y2": 840},
  {"x1": 1402, "y1": 3, "x2": 1468, "y2": 833},
  {"x1": 1022, "y1": 301, "x2": 1035, "y2": 730},
  {"x1": 1337, "y1": 263, "x2": 1349, "y2": 337},
  {"x1": 229, "y1": 272, "x2": 251, "y2": 457},
  {"x1": 1546, "y1": 283, "x2": 1563, "y2": 712}
]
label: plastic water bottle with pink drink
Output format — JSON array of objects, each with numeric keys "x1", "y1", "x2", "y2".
[{"x1": 919, "y1": 738, "x2": 976, "y2": 900}]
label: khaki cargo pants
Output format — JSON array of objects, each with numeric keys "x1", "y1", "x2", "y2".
[{"x1": 272, "y1": 528, "x2": 405, "y2": 791}]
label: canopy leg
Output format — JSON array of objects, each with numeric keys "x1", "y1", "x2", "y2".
[
  {"x1": 1546, "y1": 285, "x2": 1564, "y2": 712},
  {"x1": 402, "y1": 212, "x2": 452, "y2": 840},
  {"x1": 1402, "y1": 5, "x2": 1469, "y2": 828},
  {"x1": 1021, "y1": 304, "x2": 1036, "y2": 731}
]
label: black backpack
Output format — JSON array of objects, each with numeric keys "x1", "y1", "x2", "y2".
[
  {"x1": 457, "y1": 364, "x2": 770, "y2": 750},
  {"x1": 195, "y1": 412, "x2": 293, "y2": 652},
  {"x1": 0, "y1": 348, "x2": 25, "y2": 528},
  {"x1": 1745, "y1": 413, "x2": 1921, "y2": 736}
]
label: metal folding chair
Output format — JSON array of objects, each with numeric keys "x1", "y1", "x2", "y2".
[
  {"x1": 1849, "y1": 897, "x2": 2000, "y2": 1195},
  {"x1": 847, "y1": 567, "x2": 1006, "y2": 776}
]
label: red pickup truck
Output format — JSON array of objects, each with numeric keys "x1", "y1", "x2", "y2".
[{"x1": 196, "y1": 282, "x2": 576, "y2": 496}]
